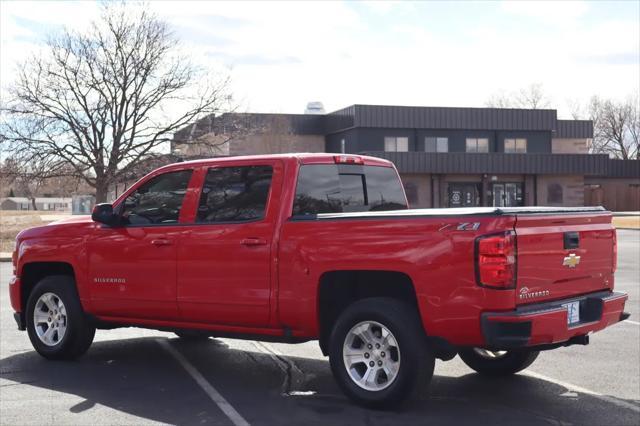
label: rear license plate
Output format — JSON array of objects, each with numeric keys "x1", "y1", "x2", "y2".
[{"x1": 562, "y1": 301, "x2": 580, "y2": 325}]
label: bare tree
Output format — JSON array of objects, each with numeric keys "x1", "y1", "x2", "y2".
[
  {"x1": 566, "y1": 97, "x2": 584, "y2": 120},
  {"x1": 1, "y1": 3, "x2": 231, "y2": 202},
  {"x1": 486, "y1": 83, "x2": 551, "y2": 109},
  {"x1": 170, "y1": 113, "x2": 251, "y2": 159},
  {"x1": 485, "y1": 90, "x2": 513, "y2": 109},
  {"x1": 589, "y1": 95, "x2": 639, "y2": 159}
]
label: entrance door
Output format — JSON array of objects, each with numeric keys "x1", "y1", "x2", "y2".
[
  {"x1": 448, "y1": 183, "x2": 480, "y2": 207},
  {"x1": 492, "y1": 183, "x2": 524, "y2": 207}
]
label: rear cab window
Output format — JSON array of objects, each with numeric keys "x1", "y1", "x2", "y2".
[{"x1": 292, "y1": 164, "x2": 407, "y2": 217}]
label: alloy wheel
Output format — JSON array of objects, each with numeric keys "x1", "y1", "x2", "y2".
[
  {"x1": 33, "y1": 292, "x2": 67, "y2": 346},
  {"x1": 342, "y1": 321, "x2": 401, "y2": 391}
]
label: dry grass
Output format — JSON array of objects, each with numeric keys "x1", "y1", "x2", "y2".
[
  {"x1": 613, "y1": 216, "x2": 640, "y2": 229},
  {"x1": 0, "y1": 211, "x2": 71, "y2": 252}
]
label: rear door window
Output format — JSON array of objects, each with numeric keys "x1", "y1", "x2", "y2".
[
  {"x1": 197, "y1": 165, "x2": 273, "y2": 223},
  {"x1": 293, "y1": 164, "x2": 407, "y2": 216}
]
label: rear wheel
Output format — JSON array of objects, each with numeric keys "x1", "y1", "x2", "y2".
[
  {"x1": 458, "y1": 348, "x2": 539, "y2": 376},
  {"x1": 328, "y1": 298, "x2": 434, "y2": 408},
  {"x1": 26, "y1": 276, "x2": 95, "y2": 360}
]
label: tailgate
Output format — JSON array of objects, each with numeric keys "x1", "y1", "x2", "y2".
[{"x1": 515, "y1": 211, "x2": 615, "y2": 305}]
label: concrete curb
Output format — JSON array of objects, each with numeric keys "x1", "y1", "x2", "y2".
[{"x1": 0, "y1": 253, "x2": 12, "y2": 262}]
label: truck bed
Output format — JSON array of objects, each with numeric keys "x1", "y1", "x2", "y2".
[{"x1": 291, "y1": 206, "x2": 607, "y2": 220}]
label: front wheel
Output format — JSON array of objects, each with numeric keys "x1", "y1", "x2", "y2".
[
  {"x1": 328, "y1": 298, "x2": 434, "y2": 408},
  {"x1": 26, "y1": 276, "x2": 96, "y2": 360},
  {"x1": 458, "y1": 348, "x2": 539, "y2": 376}
]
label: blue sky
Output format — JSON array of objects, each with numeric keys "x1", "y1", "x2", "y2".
[{"x1": 1, "y1": 1, "x2": 638, "y2": 118}]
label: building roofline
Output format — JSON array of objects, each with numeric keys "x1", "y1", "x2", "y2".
[{"x1": 344, "y1": 103, "x2": 558, "y2": 113}]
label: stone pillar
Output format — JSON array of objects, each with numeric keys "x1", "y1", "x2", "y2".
[
  {"x1": 481, "y1": 175, "x2": 490, "y2": 207},
  {"x1": 525, "y1": 175, "x2": 536, "y2": 206},
  {"x1": 432, "y1": 175, "x2": 440, "y2": 208}
]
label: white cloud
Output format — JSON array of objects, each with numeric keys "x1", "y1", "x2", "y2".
[
  {"x1": 501, "y1": 0, "x2": 590, "y2": 25},
  {"x1": 1, "y1": 0, "x2": 637, "y2": 118}
]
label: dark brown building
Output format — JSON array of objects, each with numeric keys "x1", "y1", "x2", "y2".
[{"x1": 173, "y1": 105, "x2": 640, "y2": 211}]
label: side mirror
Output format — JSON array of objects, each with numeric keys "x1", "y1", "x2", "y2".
[{"x1": 91, "y1": 203, "x2": 118, "y2": 226}]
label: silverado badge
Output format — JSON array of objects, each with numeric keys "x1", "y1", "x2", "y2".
[
  {"x1": 562, "y1": 253, "x2": 581, "y2": 268},
  {"x1": 519, "y1": 287, "x2": 550, "y2": 300}
]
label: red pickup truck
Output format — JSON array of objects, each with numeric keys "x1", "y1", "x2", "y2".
[{"x1": 9, "y1": 153, "x2": 629, "y2": 407}]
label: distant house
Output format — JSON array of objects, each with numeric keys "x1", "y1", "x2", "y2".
[{"x1": 0, "y1": 197, "x2": 72, "y2": 211}]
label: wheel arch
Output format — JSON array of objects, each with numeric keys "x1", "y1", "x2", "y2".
[
  {"x1": 20, "y1": 262, "x2": 77, "y2": 314},
  {"x1": 317, "y1": 270, "x2": 422, "y2": 356}
]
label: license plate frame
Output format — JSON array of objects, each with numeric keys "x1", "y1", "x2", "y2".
[{"x1": 562, "y1": 301, "x2": 581, "y2": 325}]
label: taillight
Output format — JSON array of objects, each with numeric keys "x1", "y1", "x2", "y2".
[
  {"x1": 475, "y1": 231, "x2": 516, "y2": 289},
  {"x1": 334, "y1": 155, "x2": 364, "y2": 165},
  {"x1": 612, "y1": 229, "x2": 617, "y2": 273}
]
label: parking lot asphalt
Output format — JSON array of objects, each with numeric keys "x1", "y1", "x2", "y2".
[{"x1": 1, "y1": 230, "x2": 638, "y2": 425}]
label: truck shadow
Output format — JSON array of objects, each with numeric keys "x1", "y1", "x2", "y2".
[{"x1": 1, "y1": 337, "x2": 638, "y2": 426}]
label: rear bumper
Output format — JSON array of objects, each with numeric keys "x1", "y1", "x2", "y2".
[{"x1": 481, "y1": 291, "x2": 628, "y2": 349}]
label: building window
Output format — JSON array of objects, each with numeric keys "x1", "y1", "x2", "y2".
[
  {"x1": 425, "y1": 137, "x2": 448, "y2": 153},
  {"x1": 505, "y1": 138, "x2": 527, "y2": 153},
  {"x1": 384, "y1": 136, "x2": 409, "y2": 152},
  {"x1": 403, "y1": 182, "x2": 418, "y2": 206},
  {"x1": 547, "y1": 183, "x2": 563, "y2": 204},
  {"x1": 466, "y1": 138, "x2": 489, "y2": 153}
]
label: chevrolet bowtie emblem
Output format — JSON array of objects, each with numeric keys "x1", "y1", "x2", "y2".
[{"x1": 563, "y1": 253, "x2": 581, "y2": 268}]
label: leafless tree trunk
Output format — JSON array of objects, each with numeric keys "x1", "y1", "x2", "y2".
[{"x1": 1, "y1": 3, "x2": 232, "y2": 202}]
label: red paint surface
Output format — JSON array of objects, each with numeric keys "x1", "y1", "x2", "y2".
[{"x1": 9, "y1": 153, "x2": 627, "y2": 348}]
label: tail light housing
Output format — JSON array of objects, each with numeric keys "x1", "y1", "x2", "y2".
[
  {"x1": 475, "y1": 231, "x2": 517, "y2": 289},
  {"x1": 612, "y1": 229, "x2": 617, "y2": 273}
]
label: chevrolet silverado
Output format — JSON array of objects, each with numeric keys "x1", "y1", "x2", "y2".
[{"x1": 9, "y1": 153, "x2": 629, "y2": 407}]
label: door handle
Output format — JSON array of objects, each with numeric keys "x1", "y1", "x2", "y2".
[
  {"x1": 241, "y1": 238, "x2": 267, "y2": 246},
  {"x1": 151, "y1": 239, "x2": 173, "y2": 246}
]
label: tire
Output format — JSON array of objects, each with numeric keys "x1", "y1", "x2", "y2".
[
  {"x1": 26, "y1": 275, "x2": 95, "y2": 360},
  {"x1": 174, "y1": 330, "x2": 210, "y2": 341},
  {"x1": 458, "y1": 348, "x2": 539, "y2": 376},
  {"x1": 328, "y1": 298, "x2": 434, "y2": 408}
]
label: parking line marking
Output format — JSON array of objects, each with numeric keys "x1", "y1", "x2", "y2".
[
  {"x1": 524, "y1": 370, "x2": 640, "y2": 414},
  {"x1": 621, "y1": 319, "x2": 640, "y2": 326},
  {"x1": 157, "y1": 339, "x2": 250, "y2": 426}
]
